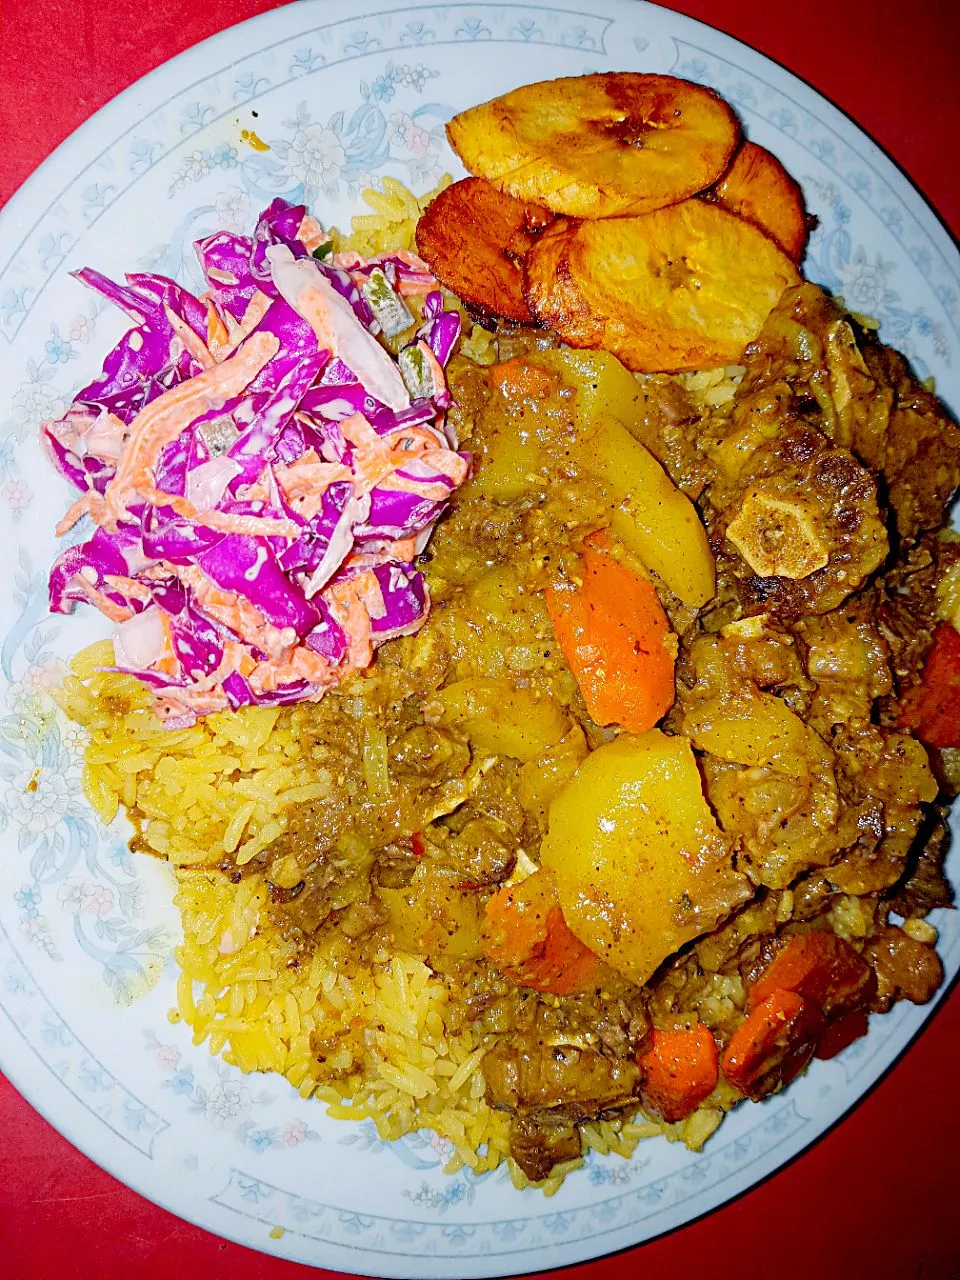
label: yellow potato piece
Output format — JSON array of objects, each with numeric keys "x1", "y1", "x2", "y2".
[
  {"x1": 517, "y1": 727, "x2": 590, "y2": 828},
  {"x1": 683, "y1": 686, "x2": 821, "y2": 772},
  {"x1": 679, "y1": 684, "x2": 842, "y2": 889},
  {"x1": 447, "y1": 73, "x2": 739, "y2": 219},
  {"x1": 540, "y1": 731, "x2": 750, "y2": 985},
  {"x1": 579, "y1": 413, "x2": 715, "y2": 608},
  {"x1": 436, "y1": 677, "x2": 568, "y2": 762},
  {"x1": 525, "y1": 200, "x2": 801, "y2": 372},
  {"x1": 379, "y1": 863, "x2": 483, "y2": 963},
  {"x1": 543, "y1": 352, "x2": 715, "y2": 601},
  {"x1": 548, "y1": 348, "x2": 646, "y2": 429}
]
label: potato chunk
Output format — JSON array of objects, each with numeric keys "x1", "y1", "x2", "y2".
[
  {"x1": 379, "y1": 863, "x2": 483, "y2": 963},
  {"x1": 436, "y1": 677, "x2": 568, "y2": 762},
  {"x1": 580, "y1": 410, "x2": 716, "y2": 608},
  {"x1": 447, "y1": 73, "x2": 739, "y2": 219},
  {"x1": 540, "y1": 731, "x2": 750, "y2": 985},
  {"x1": 524, "y1": 201, "x2": 801, "y2": 372}
]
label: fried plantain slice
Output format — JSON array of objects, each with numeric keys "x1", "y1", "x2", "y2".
[
  {"x1": 414, "y1": 177, "x2": 553, "y2": 325},
  {"x1": 708, "y1": 141, "x2": 810, "y2": 262},
  {"x1": 524, "y1": 200, "x2": 801, "y2": 372},
  {"x1": 446, "y1": 72, "x2": 741, "y2": 219}
]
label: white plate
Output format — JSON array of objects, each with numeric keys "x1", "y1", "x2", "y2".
[{"x1": 1, "y1": 1, "x2": 958, "y2": 1274}]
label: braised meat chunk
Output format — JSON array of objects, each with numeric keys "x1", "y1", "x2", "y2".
[{"x1": 484, "y1": 1037, "x2": 641, "y2": 1180}]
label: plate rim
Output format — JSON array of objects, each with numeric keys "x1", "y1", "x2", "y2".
[{"x1": 1, "y1": 1, "x2": 958, "y2": 1274}]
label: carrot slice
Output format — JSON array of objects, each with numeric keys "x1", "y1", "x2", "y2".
[
  {"x1": 637, "y1": 1024, "x2": 719, "y2": 1123},
  {"x1": 489, "y1": 355, "x2": 558, "y2": 402},
  {"x1": 482, "y1": 869, "x2": 608, "y2": 996},
  {"x1": 721, "y1": 990, "x2": 823, "y2": 1100},
  {"x1": 898, "y1": 623, "x2": 960, "y2": 748},
  {"x1": 545, "y1": 532, "x2": 675, "y2": 733},
  {"x1": 748, "y1": 931, "x2": 877, "y2": 1020}
]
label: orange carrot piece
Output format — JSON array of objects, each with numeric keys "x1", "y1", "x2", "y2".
[
  {"x1": 637, "y1": 1024, "x2": 719, "y2": 1123},
  {"x1": 721, "y1": 990, "x2": 823, "y2": 1101},
  {"x1": 898, "y1": 623, "x2": 960, "y2": 748},
  {"x1": 748, "y1": 931, "x2": 877, "y2": 1021},
  {"x1": 482, "y1": 869, "x2": 608, "y2": 996},
  {"x1": 483, "y1": 874, "x2": 551, "y2": 969},
  {"x1": 545, "y1": 532, "x2": 675, "y2": 733},
  {"x1": 489, "y1": 356, "x2": 558, "y2": 401}
]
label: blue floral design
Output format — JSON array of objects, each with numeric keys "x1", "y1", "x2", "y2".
[
  {"x1": 371, "y1": 73, "x2": 395, "y2": 102},
  {"x1": 562, "y1": 26, "x2": 597, "y2": 49},
  {"x1": 510, "y1": 19, "x2": 544, "y2": 41},
  {"x1": 400, "y1": 21, "x2": 434, "y2": 46},
  {"x1": 44, "y1": 325, "x2": 76, "y2": 364},
  {"x1": 249, "y1": 63, "x2": 447, "y2": 206},
  {"x1": 454, "y1": 20, "x2": 491, "y2": 41},
  {"x1": 771, "y1": 107, "x2": 799, "y2": 136},
  {"x1": 38, "y1": 232, "x2": 75, "y2": 273},
  {"x1": 0, "y1": 552, "x2": 174, "y2": 985},
  {"x1": 1, "y1": 287, "x2": 31, "y2": 328},
  {"x1": 343, "y1": 30, "x2": 381, "y2": 56},
  {"x1": 15, "y1": 885, "x2": 40, "y2": 918},
  {"x1": 81, "y1": 183, "x2": 116, "y2": 223},
  {"x1": 128, "y1": 138, "x2": 162, "y2": 176},
  {"x1": 169, "y1": 1069, "x2": 196, "y2": 1097},
  {"x1": 181, "y1": 101, "x2": 216, "y2": 135},
  {"x1": 237, "y1": 1177, "x2": 272, "y2": 1205},
  {"x1": 234, "y1": 71, "x2": 271, "y2": 103},
  {"x1": 290, "y1": 47, "x2": 326, "y2": 76}
]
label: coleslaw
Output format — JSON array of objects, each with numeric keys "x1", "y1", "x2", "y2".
[{"x1": 42, "y1": 198, "x2": 468, "y2": 724}]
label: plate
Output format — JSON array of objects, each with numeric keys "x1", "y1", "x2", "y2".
[{"x1": 1, "y1": 1, "x2": 958, "y2": 1274}]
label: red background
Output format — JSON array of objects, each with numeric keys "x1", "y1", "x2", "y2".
[{"x1": 2, "y1": 1, "x2": 959, "y2": 1277}]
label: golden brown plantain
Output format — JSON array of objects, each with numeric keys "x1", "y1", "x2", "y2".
[
  {"x1": 446, "y1": 73, "x2": 740, "y2": 219},
  {"x1": 414, "y1": 177, "x2": 553, "y2": 325},
  {"x1": 524, "y1": 200, "x2": 802, "y2": 372},
  {"x1": 708, "y1": 140, "x2": 810, "y2": 262}
]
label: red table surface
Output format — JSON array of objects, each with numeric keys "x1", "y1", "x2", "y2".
[{"x1": 2, "y1": 1, "x2": 959, "y2": 1277}]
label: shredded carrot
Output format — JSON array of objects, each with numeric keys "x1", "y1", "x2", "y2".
[
  {"x1": 898, "y1": 623, "x2": 960, "y2": 748},
  {"x1": 204, "y1": 298, "x2": 234, "y2": 363},
  {"x1": 721, "y1": 989, "x2": 824, "y2": 1101},
  {"x1": 637, "y1": 1024, "x2": 719, "y2": 1123},
  {"x1": 748, "y1": 931, "x2": 876, "y2": 1020},
  {"x1": 545, "y1": 531, "x2": 675, "y2": 732},
  {"x1": 482, "y1": 869, "x2": 608, "y2": 996}
]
